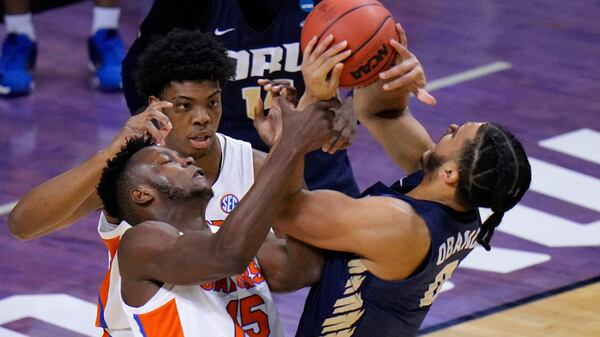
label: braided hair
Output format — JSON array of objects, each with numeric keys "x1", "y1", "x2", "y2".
[{"x1": 455, "y1": 123, "x2": 531, "y2": 250}]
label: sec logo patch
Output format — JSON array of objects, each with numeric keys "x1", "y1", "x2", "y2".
[{"x1": 220, "y1": 194, "x2": 239, "y2": 213}]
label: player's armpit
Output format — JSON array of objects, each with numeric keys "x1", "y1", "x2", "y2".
[{"x1": 256, "y1": 233, "x2": 324, "y2": 292}]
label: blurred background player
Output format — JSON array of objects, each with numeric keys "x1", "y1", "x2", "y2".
[
  {"x1": 121, "y1": 0, "x2": 361, "y2": 197},
  {"x1": 0, "y1": 0, "x2": 124, "y2": 96}
]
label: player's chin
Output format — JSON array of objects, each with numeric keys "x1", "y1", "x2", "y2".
[
  {"x1": 191, "y1": 186, "x2": 213, "y2": 200},
  {"x1": 185, "y1": 145, "x2": 211, "y2": 159},
  {"x1": 421, "y1": 150, "x2": 431, "y2": 168}
]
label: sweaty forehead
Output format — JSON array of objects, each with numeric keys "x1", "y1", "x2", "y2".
[
  {"x1": 163, "y1": 80, "x2": 221, "y2": 99},
  {"x1": 130, "y1": 146, "x2": 180, "y2": 165}
]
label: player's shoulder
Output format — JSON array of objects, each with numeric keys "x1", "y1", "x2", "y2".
[
  {"x1": 120, "y1": 221, "x2": 180, "y2": 253},
  {"x1": 363, "y1": 195, "x2": 426, "y2": 236},
  {"x1": 366, "y1": 195, "x2": 418, "y2": 218},
  {"x1": 218, "y1": 132, "x2": 252, "y2": 147},
  {"x1": 252, "y1": 148, "x2": 268, "y2": 171}
]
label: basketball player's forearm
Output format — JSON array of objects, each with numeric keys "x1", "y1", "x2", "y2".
[
  {"x1": 214, "y1": 144, "x2": 306, "y2": 271},
  {"x1": 360, "y1": 109, "x2": 433, "y2": 173},
  {"x1": 8, "y1": 150, "x2": 108, "y2": 239},
  {"x1": 353, "y1": 85, "x2": 432, "y2": 173},
  {"x1": 353, "y1": 79, "x2": 410, "y2": 118}
]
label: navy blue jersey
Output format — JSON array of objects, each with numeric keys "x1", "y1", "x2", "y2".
[
  {"x1": 296, "y1": 171, "x2": 482, "y2": 337},
  {"x1": 204, "y1": 0, "x2": 308, "y2": 140},
  {"x1": 122, "y1": 0, "x2": 360, "y2": 196}
]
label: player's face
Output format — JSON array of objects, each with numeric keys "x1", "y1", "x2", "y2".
[
  {"x1": 422, "y1": 122, "x2": 484, "y2": 169},
  {"x1": 132, "y1": 146, "x2": 213, "y2": 200},
  {"x1": 152, "y1": 80, "x2": 223, "y2": 159}
]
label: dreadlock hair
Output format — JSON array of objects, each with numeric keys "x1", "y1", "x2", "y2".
[
  {"x1": 97, "y1": 136, "x2": 156, "y2": 224},
  {"x1": 455, "y1": 123, "x2": 531, "y2": 251},
  {"x1": 134, "y1": 28, "x2": 236, "y2": 109}
]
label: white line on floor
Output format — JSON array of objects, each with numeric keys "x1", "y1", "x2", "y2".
[
  {"x1": 0, "y1": 201, "x2": 18, "y2": 216},
  {"x1": 427, "y1": 61, "x2": 512, "y2": 91}
]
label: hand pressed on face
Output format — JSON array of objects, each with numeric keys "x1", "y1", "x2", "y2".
[
  {"x1": 153, "y1": 81, "x2": 223, "y2": 158},
  {"x1": 108, "y1": 101, "x2": 173, "y2": 155}
]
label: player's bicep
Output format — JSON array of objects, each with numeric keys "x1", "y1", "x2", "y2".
[
  {"x1": 279, "y1": 191, "x2": 415, "y2": 257},
  {"x1": 277, "y1": 190, "x2": 370, "y2": 253},
  {"x1": 118, "y1": 222, "x2": 180, "y2": 280}
]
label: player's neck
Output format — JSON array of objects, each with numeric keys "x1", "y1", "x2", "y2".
[
  {"x1": 160, "y1": 199, "x2": 208, "y2": 232},
  {"x1": 408, "y1": 177, "x2": 467, "y2": 212}
]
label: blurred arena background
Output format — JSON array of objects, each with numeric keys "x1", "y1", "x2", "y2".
[{"x1": 0, "y1": 1, "x2": 599, "y2": 336}]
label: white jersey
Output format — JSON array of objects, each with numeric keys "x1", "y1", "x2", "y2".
[
  {"x1": 96, "y1": 214, "x2": 132, "y2": 337},
  {"x1": 124, "y1": 257, "x2": 282, "y2": 337},
  {"x1": 96, "y1": 133, "x2": 282, "y2": 336},
  {"x1": 205, "y1": 133, "x2": 255, "y2": 232}
]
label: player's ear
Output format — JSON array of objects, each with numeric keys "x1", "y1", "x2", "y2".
[
  {"x1": 439, "y1": 161, "x2": 460, "y2": 187},
  {"x1": 131, "y1": 186, "x2": 155, "y2": 205},
  {"x1": 148, "y1": 95, "x2": 159, "y2": 105}
]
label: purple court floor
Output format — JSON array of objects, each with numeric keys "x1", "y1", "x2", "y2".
[{"x1": 0, "y1": 1, "x2": 599, "y2": 336}]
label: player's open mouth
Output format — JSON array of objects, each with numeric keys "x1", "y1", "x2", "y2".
[
  {"x1": 193, "y1": 169, "x2": 204, "y2": 178},
  {"x1": 188, "y1": 134, "x2": 212, "y2": 149}
]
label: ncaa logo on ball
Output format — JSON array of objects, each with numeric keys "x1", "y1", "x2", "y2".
[
  {"x1": 221, "y1": 194, "x2": 239, "y2": 213},
  {"x1": 350, "y1": 44, "x2": 390, "y2": 80}
]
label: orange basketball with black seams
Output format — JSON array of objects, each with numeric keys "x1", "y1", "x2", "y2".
[{"x1": 301, "y1": 0, "x2": 398, "y2": 88}]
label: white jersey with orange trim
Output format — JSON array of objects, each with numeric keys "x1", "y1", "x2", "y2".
[
  {"x1": 124, "y1": 257, "x2": 283, "y2": 337},
  {"x1": 96, "y1": 133, "x2": 281, "y2": 337},
  {"x1": 96, "y1": 213, "x2": 133, "y2": 337},
  {"x1": 205, "y1": 133, "x2": 255, "y2": 232}
]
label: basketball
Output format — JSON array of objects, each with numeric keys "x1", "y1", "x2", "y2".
[{"x1": 301, "y1": 0, "x2": 398, "y2": 88}]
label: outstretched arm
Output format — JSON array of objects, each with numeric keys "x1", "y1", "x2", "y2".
[
  {"x1": 8, "y1": 102, "x2": 173, "y2": 239},
  {"x1": 277, "y1": 188, "x2": 431, "y2": 281},
  {"x1": 252, "y1": 111, "x2": 325, "y2": 292},
  {"x1": 354, "y1": 24, "x2": 435, "y2": 174}
]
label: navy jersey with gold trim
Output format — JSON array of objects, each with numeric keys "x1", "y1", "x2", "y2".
[{"x1": 296, "y1": 171, "x2": 482, "y2": 337}]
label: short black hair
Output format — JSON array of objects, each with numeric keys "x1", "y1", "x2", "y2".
[
  {"x1": 97, "y1": 136, "x2": 155, "y2": 223},
  {"x1": 455, "y1": 123, "x2": 532, "y2": 250},
  {"x1": 135, "y1": 28, "x2": 236, "y2": 104}
]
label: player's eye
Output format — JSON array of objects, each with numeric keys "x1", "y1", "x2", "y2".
[{"x1": 176, "y1": 103, "x2": 191, "y2": 110}]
